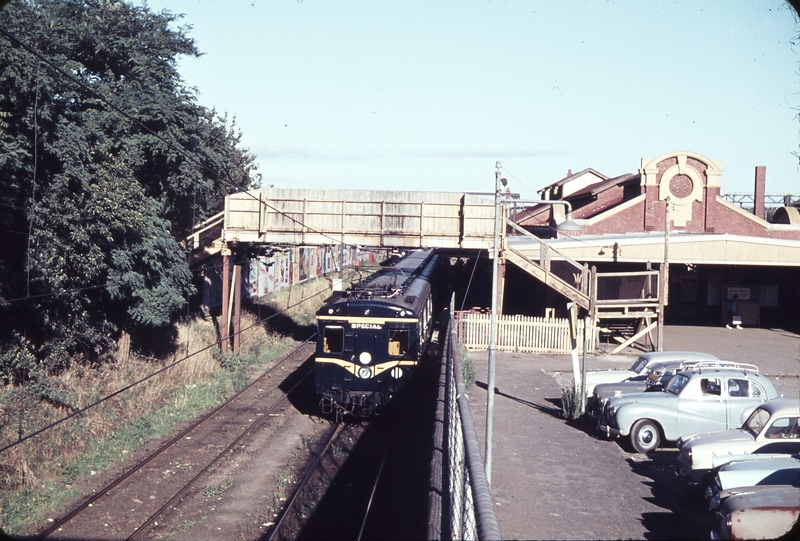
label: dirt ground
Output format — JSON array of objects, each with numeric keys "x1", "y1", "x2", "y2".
[{"x1": 467, "y1": 324, "x2": 800, "y2": 540}]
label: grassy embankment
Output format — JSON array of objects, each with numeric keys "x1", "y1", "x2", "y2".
[{"x1": 0, "y1": 276, "x2": 333, "y2": 534}]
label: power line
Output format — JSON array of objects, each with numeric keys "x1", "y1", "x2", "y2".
[{"x1": 0, "y1": 286, "x2": 328, "y2": 455}]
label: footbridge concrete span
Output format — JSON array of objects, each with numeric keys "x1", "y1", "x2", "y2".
[{"x1": 222, "y1": 188, "x2": 496, "y2": 249}]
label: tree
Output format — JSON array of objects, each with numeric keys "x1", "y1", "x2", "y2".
[{"x1": 0, "y1": 0, "x2": 257, "y2": 371}]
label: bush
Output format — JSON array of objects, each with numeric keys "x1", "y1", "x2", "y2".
[
  {"x1": 560, "y1": 380, "x2": 583, "y2": 420},
  {"x1": 458, "y1": 343, "x2": 476, "y2": 390}
]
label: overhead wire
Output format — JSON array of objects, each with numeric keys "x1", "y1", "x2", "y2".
[{"x1": 0, "y1": 285, "x2": 330, "y2": 455}]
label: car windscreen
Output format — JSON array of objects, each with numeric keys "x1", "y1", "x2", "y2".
[
  {"x1": 666, "y1": 374, "x2": 689, "y2": 395},
  {"x1": 744, "y1": 407, "x2": 771, "y2": 437},
  {"x1": 630, "y1": 356, "x2": 649, "y2": 374}
]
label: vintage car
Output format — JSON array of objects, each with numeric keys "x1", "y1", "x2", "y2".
[
  {"x1": 676, "y1": 398, "x2": 800, "y2": 485},
  {"x1": 706, "y1": 454, "x2": 800, "y2": 512},
  {"x1": 711, "y1": 484, "x2": 800, "y2": 540},
  {"x1": 599, "y1": 363, "x2": 777, "y2": 454},
  {"x1": 587, "y1": 359, "x2": 737, "y2": 421},
  {"x1": 583, "y1": 350, "x2": 719, "y2": 399}
]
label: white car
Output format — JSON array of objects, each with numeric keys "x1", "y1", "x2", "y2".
[
  {"x1": 677, "y1": 397, "x2": 800, "y2": 485},
  {"x1": 706, "y1": 454, "x2": 800, "y2": 511},
  {"x1": 583, "y1": 350, "x2": 719, "y2": 398}
]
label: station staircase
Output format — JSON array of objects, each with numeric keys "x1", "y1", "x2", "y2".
[
  {"x1": 503, "y1": 218, "x2": 664, "y2": 352},
  {"x1": 186, "y1": 212, "x2": 225, "y2": 266}
]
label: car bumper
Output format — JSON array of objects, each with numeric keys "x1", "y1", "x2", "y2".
[
  {"x1": 598, "y1": 423, "x2": 622, "y2": 438},
  {"x1": 674, "y1": 457, "x2": 704, "y2": 486}
]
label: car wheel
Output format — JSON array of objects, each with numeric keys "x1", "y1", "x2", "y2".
[{"x1": 631, "y1": 419, "x2": 661, "y2": 453}]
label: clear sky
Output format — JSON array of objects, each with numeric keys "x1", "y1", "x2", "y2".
[{"x1": 138, "y1": 0, "x2": 800, "y2": 198}]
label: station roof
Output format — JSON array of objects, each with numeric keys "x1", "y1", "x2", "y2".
[{"x1": 508, "y1": 232, "x2": 800, "y2": 267}]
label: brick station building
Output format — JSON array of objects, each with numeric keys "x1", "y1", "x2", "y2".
[{"x1": 511, "y1": 150, "x2": 800, "y2": 330}]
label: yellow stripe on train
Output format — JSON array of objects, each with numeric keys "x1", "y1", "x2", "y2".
[
  {"x1": 316, "y1": 316, "x2": 416, "y2": 325},
  {"x1": 315, "y1": 357, "x2": 417, "y2": 377}
]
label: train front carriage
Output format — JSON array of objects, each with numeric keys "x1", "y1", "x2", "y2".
[{"x1": 314, "y1": 249, "x2": 439, "y2": 417}]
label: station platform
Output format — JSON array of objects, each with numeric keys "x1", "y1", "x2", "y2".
[{"x1": 465, "y1": 325, "x2": 800, "y2": 539}]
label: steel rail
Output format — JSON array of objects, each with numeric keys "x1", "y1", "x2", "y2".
[
  {"x1": 35, "y1": 338, "x2": 315, "y2": 540},
  {"x1": 128, "y1": 362, "x2": 317, "y2": 540},
  {"x1": 267, "y1": 423, "x2": 341, "y2": 541},
  {"x1": 356, "y1": 450, "x2": 388, "y2": 541}
]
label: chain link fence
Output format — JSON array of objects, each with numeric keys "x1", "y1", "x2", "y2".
[{"x1": 429, "y1": 312, "x2": 501, "y2": 540}]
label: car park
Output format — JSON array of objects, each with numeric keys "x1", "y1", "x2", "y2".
[
  {"x1": 705, "y1": 454, "x2": 800, "y2": 511},
  {"x1": 676, "y1": 397, "x2": 800, "y2": 485},
  {"x1": 599, "y1": 362, "x2": 777, "y2": 453},
  {"x1": 710, "y1": 484, "x2": 800, "y2": 540},
  {"x1": 583, "y1": 350, "x2": 719, "y2": 399}
]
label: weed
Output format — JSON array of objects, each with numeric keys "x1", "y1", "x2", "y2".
[
  {"x1": 458, "y1": 344, "x2": 476, "y2": 390},
  {"x1": 560, "y1": 380, "x2": 582, "y2": 420},
  {"x1": 204, "y1": 477, "x2": 234, "y2": 499},
  {"x1": 275, "y1": 470, "x2": 293, "y2": 492},
  {"x1": 181, "y1": 519, "x2": 196, "y2": 532}
]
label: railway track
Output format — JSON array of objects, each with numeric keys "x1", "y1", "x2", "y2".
[
  {"x1": 36, "y1": 338, "x2": 319, "y2": 541},
  {"x1": 266, "y1": 349, "x2": 441, "y2": 541}
]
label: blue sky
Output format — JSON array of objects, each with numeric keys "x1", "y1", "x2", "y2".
[{"x1": 139, "y1": 0, "x2": 800, "y2": 198}]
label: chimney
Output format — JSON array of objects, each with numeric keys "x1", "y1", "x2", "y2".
[{"x1": 754, "y1": 166, "x2": 766, "y2": 220}]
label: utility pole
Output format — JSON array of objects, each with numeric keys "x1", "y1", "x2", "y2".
[
  {"x1": 485, "y1": 161, "x2": 504, "y2": 485},
  {"x1": 657, "y1": 197, "x2": 670, "y2": 351}
]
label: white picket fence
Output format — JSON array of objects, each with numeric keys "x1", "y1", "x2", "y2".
[{"x1": 455, "y1": 312, "x2": 595, "y2": 354}]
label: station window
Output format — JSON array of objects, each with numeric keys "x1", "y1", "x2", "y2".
[
  {"x1": 323, "y1": 326, "x2": 344, "y2": 353},
  {"x1": 388, "y1": 329, "x2": 409, "y2": 356}
]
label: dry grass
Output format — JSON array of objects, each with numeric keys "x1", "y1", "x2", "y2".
[{"x1": 0, "y1": 311, "x2": 294, "y2": 533}]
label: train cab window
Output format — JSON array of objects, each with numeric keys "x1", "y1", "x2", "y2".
[
  {"x1": 388, "y1": 329, "x2": 409, "y2": 356},
  {"x1": 323, "y1": 326, "x2": 344, "y2": 353}
]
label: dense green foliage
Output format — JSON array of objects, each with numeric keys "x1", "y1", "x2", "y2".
[{"x1": 0, "y1": 0, "x2": 258, "y2": 377}]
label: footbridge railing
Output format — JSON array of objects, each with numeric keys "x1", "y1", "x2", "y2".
[{"x1": 429, "y1": 313, "x2": 501, "y2": 541}]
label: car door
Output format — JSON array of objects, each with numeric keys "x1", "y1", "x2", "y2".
[
  {"x1": 726, "y1": 377, "x2": 769, "y2": 428},
  {"x1": 678, "y1": 376, "x2": 727, "y2": 435}
]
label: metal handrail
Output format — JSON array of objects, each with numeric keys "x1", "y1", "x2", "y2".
[{"x1": 450, "y1": 320, "x2": 502, "y2": 541}]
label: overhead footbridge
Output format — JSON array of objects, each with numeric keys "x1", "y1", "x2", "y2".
[{"x1": 220, "y1": 188, "x2": 497, "y2": 249}]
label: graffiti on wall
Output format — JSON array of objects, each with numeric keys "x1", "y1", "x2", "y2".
[{"x1": 201, "y1": 246, "x2": 379, "y2": 309}]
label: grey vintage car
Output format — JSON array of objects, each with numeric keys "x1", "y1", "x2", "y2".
[
  {"x1": 711, "y1": 484, "x2": 800, "y2": 540},
  {"x1": 587, "y1": 359, "x2": 736, "y2": 421},
  {"x1": 583, "y1": 350, "x2": 719, "y2": 399},
  {"x1": 676, "y1": 398, "x2": 800, "y2": 485},
  {"x1": 599, "y1": 363, "x2": 778, "y2": 453},
  {"x1": 706, "y1": 454, "x2": 800, "y2": 512}
]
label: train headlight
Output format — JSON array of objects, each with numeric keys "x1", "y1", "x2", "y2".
[
  {"x1": 391, "y1": 367, "x2": 403, "y2": 379},
  {"x1": 358, "y1": 367, "x2": 371, "y2": 379},
  {"x1": 359, "y1": 352, "x2": 372, "y2": 365}
]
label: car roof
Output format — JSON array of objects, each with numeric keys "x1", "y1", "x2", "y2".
[
  {"x1": 679, "y1": 361, "x2": 761, "y2": 376},
  {"x1": 752, "y1": 397, "x2": 800, "y2": 416},
  {"x1": 637, "y1": 351, "x2": 719, "y2": 362}
]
